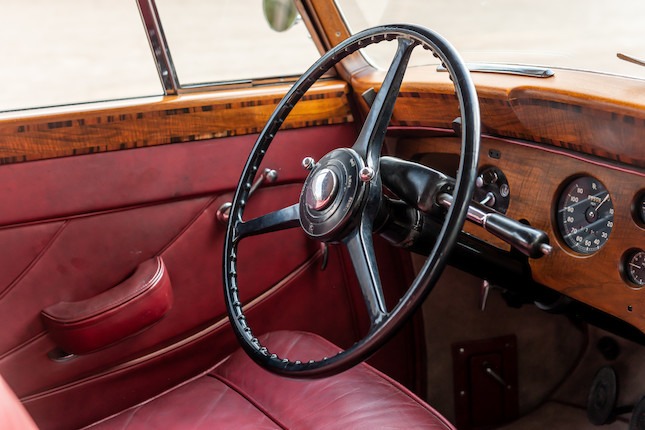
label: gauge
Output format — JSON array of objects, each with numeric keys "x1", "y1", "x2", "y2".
[
  {"x1": 625, "y1": 250, "x2": 645, "y2": 287},
  {"x1": 556, "y1": 176, "x2": 614, "y2": 254},
  {"x1": 636, "y1": 191, "x2": 645, "y2": 225}
]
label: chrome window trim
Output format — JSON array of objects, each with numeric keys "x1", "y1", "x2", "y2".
[
  {"x1": 137, "y1": 0, "x2": 180, "y2": 95},
  {"x1": 136, "y1": 0, "x2": 331, "y2": 95}
]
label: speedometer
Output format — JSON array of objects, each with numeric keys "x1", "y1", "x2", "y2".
[{"x1": 556, "y1": 176, "x2": 614, "y2": 255}]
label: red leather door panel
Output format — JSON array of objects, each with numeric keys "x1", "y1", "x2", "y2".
[
  {"x1": 0, "y1": 124, "x2": 361, "y2": 427},
  {"x1": 0, "y1": 123, "x2": 421, "y2": 429}
]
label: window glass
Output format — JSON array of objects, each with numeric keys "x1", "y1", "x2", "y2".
[
  {"x1": 335, "y1": 0, "x2": 645, "y2": 79},
  {"x1": 0, "y1": 0, "x2": 162, "y2": 112},
  {"x1": 155, "y1": 0, "x2": 321, "y2": 86}
]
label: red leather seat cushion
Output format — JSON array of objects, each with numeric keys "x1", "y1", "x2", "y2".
[
  {"x1": 0, "y1": 376, "x2": 38, "y2": 430},
  {"x1": 88, "y1": 376, "x2": 278, "y2": 429},
  {"x1": 90, "y1": 331, "x2": 455, "y2": 429}
]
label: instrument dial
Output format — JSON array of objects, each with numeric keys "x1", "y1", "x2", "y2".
[
  {"x1": 556, "y1": 176, "x2": 614, "y2": 255},
  {"x1": 636, "y1": 191, "x2": 645, "y2": 225},
  {"x1": 625, "y1": 250, "x2": 645, "y2": 287}
]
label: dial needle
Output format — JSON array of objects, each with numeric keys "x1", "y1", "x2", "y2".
[
  {"x1": 630, "y1": 263, "x2": 642, "y2": 269},
  {"x1": 595, "y1": 193, "x2": 610, "y2": 211}
]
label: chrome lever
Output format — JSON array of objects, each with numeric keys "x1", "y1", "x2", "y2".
[
  {"x1": 479, "y1": 191, "x2": 496, "y2": 207},
  {"x1": 483, "y1": 362, "x2": 510, "y2": 389},
  {"x1": 437, "y1": 62, "x2": 554, "y2": 78},
  {"x1": 217, "y1": 168, "x2": 278, "y2": 223},
  {"x1": 438, "y1": 192, "x2": 552, "y2": 258}
]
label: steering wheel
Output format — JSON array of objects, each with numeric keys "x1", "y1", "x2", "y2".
[{"x1": 223, "y1": 24, "x2": 480, "y2": 378}]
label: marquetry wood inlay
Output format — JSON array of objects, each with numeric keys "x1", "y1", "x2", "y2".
[{"x1": 0, "y1": 81, "x2": 353, "y2": 164}]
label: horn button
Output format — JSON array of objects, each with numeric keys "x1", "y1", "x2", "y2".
[
  {"x1": 305, "y1": 168, "x2": 338, "y2": 211},
  {"x1": 299, "y1": 148, "x2": 366, "y2": 241}
]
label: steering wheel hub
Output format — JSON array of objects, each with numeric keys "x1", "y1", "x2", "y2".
[{"x1": 299, "y1": 148, "x2": 366, "y2": 241}]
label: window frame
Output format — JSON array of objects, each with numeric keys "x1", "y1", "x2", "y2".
[{"x1": 137, "y1": 0, "x2": 331, "y2": 96}]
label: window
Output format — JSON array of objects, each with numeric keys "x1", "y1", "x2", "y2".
[
  {"x1": 0, "y1": 0, "x2": 322, "y2": 113},
  {"x1": 155, "y1": 0, "x2": 321, "y2": 86},
  {"x1": 0, "y1": 0, "x2": 162, "y2": 112},
  {"x1": 336, "y1": 0, "x2": 645, "y2": 79}
]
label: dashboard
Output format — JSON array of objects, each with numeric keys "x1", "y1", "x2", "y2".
[{"x1": 395, "y1": 134, "x2": 645, "y2": 333}]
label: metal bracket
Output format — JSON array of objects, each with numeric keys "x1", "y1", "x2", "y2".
[
  {"x1": 216, "y1": 168, "x2": 278, "y2": 223},
  {"x1": 453, "y1": 335, "x2": 519, "y2": 429}
]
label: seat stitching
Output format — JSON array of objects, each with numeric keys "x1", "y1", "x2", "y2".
[
  {"x1": 207, "y1": 373, "x2": 286, "y2": 430},
  {"x1": 189, "y1": 384, "x2": 227, "y2": 430},
  {"x1": 114, "y1": 407, "x2": 136, "y2": 430},
  {"x1": 357, "y1": 362, "x2": 455, "y2": 430}
]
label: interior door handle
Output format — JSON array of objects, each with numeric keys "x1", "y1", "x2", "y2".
[{"x1": 41, "y1": 256, "x2": 172, "y2": 355}]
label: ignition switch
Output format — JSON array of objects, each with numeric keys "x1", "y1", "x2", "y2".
[{"x1": 474, "y1": 167, "x2": 510, "y2": 214}]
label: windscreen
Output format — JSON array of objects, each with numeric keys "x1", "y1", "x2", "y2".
[{"x1": 335, "y1": 0, "x2": 645, "y2": 79}]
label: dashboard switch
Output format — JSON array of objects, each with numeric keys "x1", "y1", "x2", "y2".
[{"x1": 474, "y1": 167, "x2": 510, "y2": 214}]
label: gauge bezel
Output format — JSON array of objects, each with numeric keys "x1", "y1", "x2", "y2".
[
  {"x1": 554, "y1": 175, "x2": 614, "y2": 256},
  {"x1": 621, "y1": 248, "x2": 645, "y2": 289},
  {"x1": 632, "y1": 190, "x2": 645, "y2": 229}
]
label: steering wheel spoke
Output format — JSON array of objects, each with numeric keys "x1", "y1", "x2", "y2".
[
  {"x1": 353, "y1": 37, "x2": 416, "y2": 167},
  {"x1": 235, "y1": 203, "x2": 300, "y2": 241},
  {"x1": 345, "y1": 220, "x2": 388, "y2": 327}
]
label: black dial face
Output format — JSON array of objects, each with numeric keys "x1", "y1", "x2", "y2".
[
  {"x1": 626, "y1": 250, "x2": 645, "y2": 287},
  {"x1": 556, "y1": 176, "x2": 614, "y2": 254},
  {"x1": 638, "y1": 192, "x2": 645, "y2": 225}
]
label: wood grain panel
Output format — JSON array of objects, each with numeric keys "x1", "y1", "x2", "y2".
[
  {"x1": 0, "y1": 80, "x2": 353, "y2": 165},
  {"x1": 398, "y1": 135, "x2": 645, "y2": 332},
  {"x1": 352, "y1": 67, "x2": 645, "y2": 168},
  {"x1": 307, "y1": 0, "x2": 351, "y2": 51}
]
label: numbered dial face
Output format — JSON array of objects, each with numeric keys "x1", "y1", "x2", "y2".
[
  {"x1": 557, "y1": 176, "x2": 614, "y2": 254},
  {"x1": 626, "y1": 250, "x2": 645, "y2": 287}
]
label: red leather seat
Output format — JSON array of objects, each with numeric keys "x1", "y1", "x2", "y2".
[
  {"x1": 0, "y1": 375, "x2": 38, "y2": 430},
  {"x1": 88, "y1": 331, "x2": 454, "y2": 429},
  {"x1": 1, "y1": 331, "x2": 453, "y2": 429}
]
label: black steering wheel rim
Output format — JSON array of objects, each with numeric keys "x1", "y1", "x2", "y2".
[{"x1": 223, "y1": 24, "x2": 480, "y2": 378}]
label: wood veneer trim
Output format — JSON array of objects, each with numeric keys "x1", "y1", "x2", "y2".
[
  {"x1": 352, "y1": 67, "x2": 645, "y2": 168},
  {"x1": 0, "y1": 81, "x2": 353, "y2": 165}
]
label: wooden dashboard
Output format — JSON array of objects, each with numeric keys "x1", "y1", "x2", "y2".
[
  {"x1": 396, "y1": 134, "x2": 645, "y2": 333},
  {"x1": 346, "y1": 62, "x2": 645, "y2": 333}
]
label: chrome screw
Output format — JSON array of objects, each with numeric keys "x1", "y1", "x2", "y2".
[
  {"x1": 359, "y1": 166, "x2": 375, "y2": 182},
  {"x1": 302, "y1": 157, "x2": 316, "y2": 170}
]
